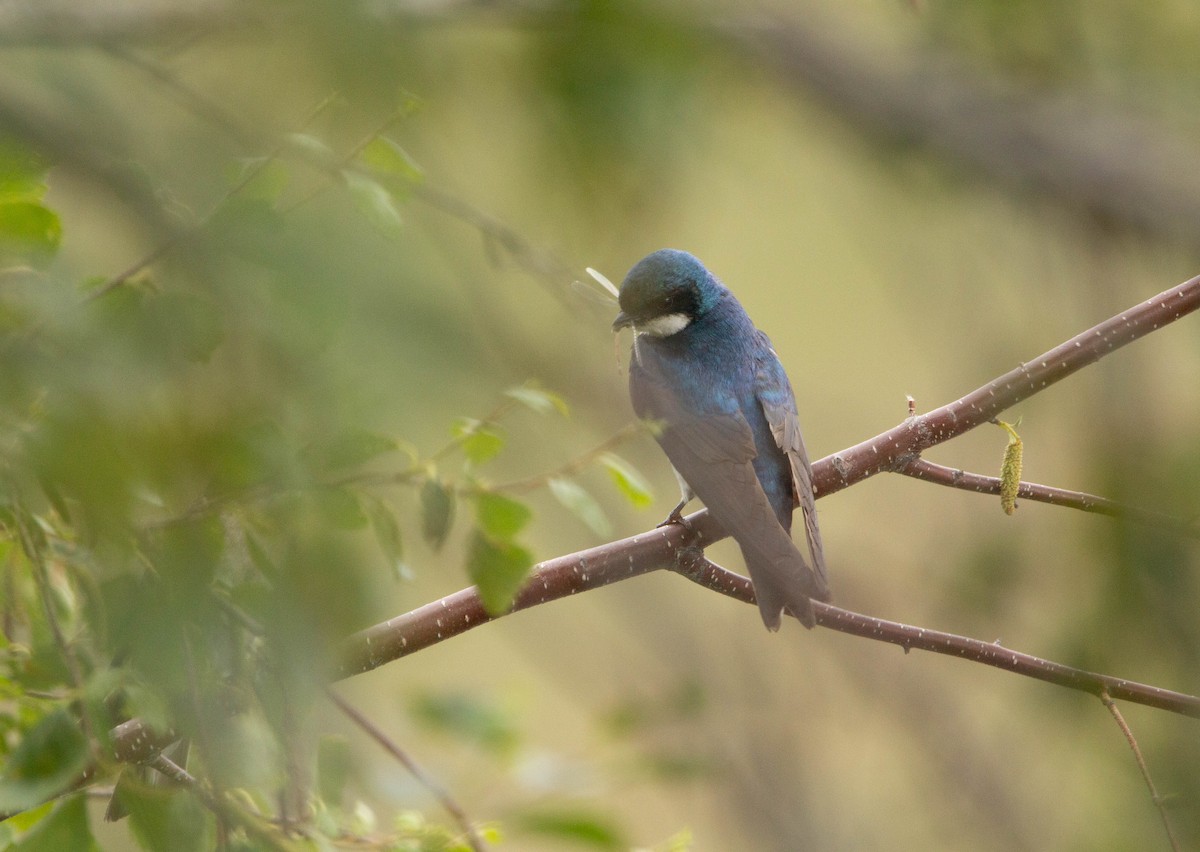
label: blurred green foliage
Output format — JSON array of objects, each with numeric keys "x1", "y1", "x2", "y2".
[
  {"x1": 0, "y1": 117, "x2": 653, "y2": 845},
  {"x1": 1, "y1": 0, "x2": 1199, "y2": 850}
]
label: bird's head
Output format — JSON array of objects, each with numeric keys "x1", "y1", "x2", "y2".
[{"x1": 611, "y1": 249, "x2": 724, "y2": 338}]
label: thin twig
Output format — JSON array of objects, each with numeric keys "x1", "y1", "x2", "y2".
[
  {"x1": 1099, "y1": 689, "x2": 1182, "y2": 852},
  {"x1": 16, "y1": 512, "x2": 95, "y2": 750},
  {"x1": 489, "y1": 421, "x2": 643, "y2": 493},
  {"x1": 279, "y1": 108, "x2": 410, "y2": 213},
  {"x1": 326, "y1": 689, "x2": 486, "y2": 852},
  {"x1": 85, "y1": 92, "x2": 339, "y2": 303},
  {"x1": 897, "y1": 458, "x2": 1200, "y2": 538},
  {"x1": 413, "y1": 183, "x2": 573, "y2": 285}
]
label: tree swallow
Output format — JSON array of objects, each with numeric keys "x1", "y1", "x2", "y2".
[{"x1": 612, "y1": 249, "x2": 830, "y2": 630}]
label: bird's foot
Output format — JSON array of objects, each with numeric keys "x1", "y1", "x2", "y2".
[{"x1": 655, "y1": 508, "x2": 694, "y2": 533}]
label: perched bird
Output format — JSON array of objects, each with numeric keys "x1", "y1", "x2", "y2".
[{"x1": 612, "y1": 249, "x2": 830, "y2": 630}]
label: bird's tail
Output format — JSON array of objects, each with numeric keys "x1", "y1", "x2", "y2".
[{"x1": 736, "y1": 526, "x2": 822, "y2": 631}]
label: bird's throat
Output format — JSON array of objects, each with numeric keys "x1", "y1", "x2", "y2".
[{"x1": 637, "y1": 312, "x2": 692, "y2": 337}]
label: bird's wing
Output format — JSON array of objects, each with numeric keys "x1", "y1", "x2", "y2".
[
  {"x1": 630, "y1": 356, "x2": 820, "y2": 628},
  {"x1": 755, "y1": 332, "x2": 830, "y2": 601}
]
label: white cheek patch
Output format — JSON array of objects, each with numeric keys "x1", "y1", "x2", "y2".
[{"x1": 637, "y1": 312, "x2": 692, "y2": 337}]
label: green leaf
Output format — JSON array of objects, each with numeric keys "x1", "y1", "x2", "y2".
[
  {"x1": 505, "y1": 384, "x2": 569, "y2": 416},
  {"x1": 119, "y1": 783, "x2": 211, "y2": 852},
  {"x1": 549, "y1": 478, "x2": 611, "y2": 538},
  {"x1": 464, "y1": 431, "x2": 504, "y2": 467},
  {"x1": 475, "y1": 492, "x2": 532, "y2": 542},
  {"x1": 302, "y1": 431, "x2": 397, "y2": 472},
  {"x1": 420, "y1": 479, "x2": 455, "y2": 550},
  {"x1": 342, "y1": 170, "x2": 404, "y2": 235},
  {"x1": 466, "y1": 530, "x2": 533, "y2": 615},
  {"x1": 0, "y1": 709, "x2": 89, "y2": 813},
  {"x1": 0, "y1": 138, "x2": 51, "y2": 199},
  {"x1": 0, "y1": 201, "x2": 61, "y2": 265},
  {"x1": 0, "y1": 801, "x2": 53, "y2": 839},
  {"x1": 517, "y1": 810, "x2": 625, "y2": 850},
  {"x1": 450, "y1": 418, "x2": 506, "y2": 467},
  {"x1": 598, "y1": 452, "x2": 654, "y2": 508},
  {"x1": 313, "y1": 487, "x2": 368, "y2": 530},
  {"x1": 357, "y1": 137, "x2": 424, "y2": 184},
  {"x1": 10, "y1": 795, "x2": 99, "y2": 852},
  {"x1": 364, "y1": 495, "x2": 408, "y2": 580}
]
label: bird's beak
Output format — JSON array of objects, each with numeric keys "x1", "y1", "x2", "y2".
[{"x1": 612, "y1": 311, "x2": 634, "y2": 332}]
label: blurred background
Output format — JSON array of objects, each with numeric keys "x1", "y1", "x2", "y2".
[{"x1": 2, "y1": 1, "x2": 1199, "y2": 849}]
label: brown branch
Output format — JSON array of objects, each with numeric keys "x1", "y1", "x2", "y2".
[
  {"x1": 1100, "y1": 689, "x2": 1182, "y2": 852},
  {"x1": 898, "y1": 458, "x2": 1200, "y2": 538},
  {"x1": 814, "y1": 274, "x2": 1200, "y2": 497},
  {"x1": 110, "y1": 717, "x2": 178, "y2": 765},
  {"x1": 337, "y1": 520, "x2": 1200, "y2": 719},
  {"x1": 326, "y1": 689, "x2": 487, "y2": 852}
]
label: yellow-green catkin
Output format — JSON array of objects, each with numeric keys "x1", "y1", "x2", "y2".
[{"x1": 996, "y1": 419, "x2": 1023, "y2": 515}]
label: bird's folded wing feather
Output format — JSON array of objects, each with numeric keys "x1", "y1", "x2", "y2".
[
  {"x1": 631, "y1": 359, "x2": 819, "y2": 627},
  {"x1": 755, "y1": 333, "x2": 830, "y2": 601},
  {"x1": 669, "y1": 419, "x2": 821, "y2": 627}
]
